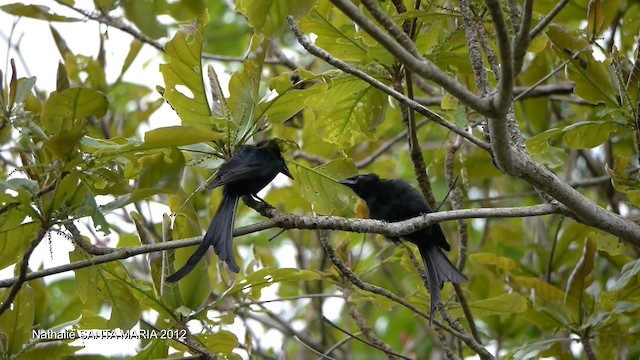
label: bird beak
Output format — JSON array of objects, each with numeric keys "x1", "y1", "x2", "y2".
[
  {"x1": 339, "y1": 179, "x2": 357, "y2": 187},
  {"x1": 281, "y1": 164, "x2": 294, "y2": 180}
]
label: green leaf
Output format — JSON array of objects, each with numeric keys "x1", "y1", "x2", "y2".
[
  {"x1": 468, "y1": 252, "x2": 519, "y2": 276},
  {"x1": 167, "y1": 195, "x2": 212, "y2": 311},
  {"x1": 299, "y1": 5, "x2": 370, "y2": 62},
  {"x1": 257, "y1": 72, "x2": 328, "y2": 124},
  {"x1": 563, "y1": 234, "x2": 596, "y2": 322},
  {"x1": 0, "y1": 222, "x2": 39, "y2": 270},
  {"x1": 596, "y1": 234, "x2": 626, "y2": 256},
  {"x1": 196, "y1": 330, "x2": 239, "y2": 356},
  {"x1": 101, "y1": 148, "x2": 185, "y2": 212},
  {"x1": 511, "y1": 276, "x2": 566, "y2": 304},
  {"x1": 11, "y1": 76, "x2": 37, "y2": 109},
  {"x1": 121, "y1": 0, "x2": 167, "y2": 39},
  {"x1": 608, "y1": 260, "x2": 640, "y2": 291},
  {"x1": 236, "y1": 0, "x2": 317, "y2": 38},
  {"x1": 294, "y1": 157, "x2": 358, "y2": 214},
  {"x1": 70, "y1": 247, "x2": 101, "y2": 304},
  {"x1": 450, "y1": 293, "x2": 528, "y2": 318},
  {"x1": 227, "y1": 35, "x2": 267, "y2": 143},
  {"x1": 0, "y1": 3, "x2": 81, "y2": 22},
  {"x1": 214, "y1": 268, "x2": 321, "y2": 305},
  {"x1": 141, "y1": 126, "x2": 222, "y2": 150},
  {"x1": 587, "y1": 0, "x2": 605, "y2": 41},
  {"x1": 118, "y1": 39, "x2": 143, "y2": 81},
  {"x1": 40, "y1": 87, "x2": 108, "y2": 134},
  {"x1": 508, "y1": 338, "x2": 570, "y2": 360},
  {"x1": 583, "y1": 301, "x2": 640, "y2": 329},
  {"x1": 21, "y1": 343, "x2": 83, "y2": 360},
  {"x1": 102, "y1": 277, "x2": 141, "y2": 330},
  {"x1": 567, "y1": 56, "x2": 619, "y2": 107},
  {"x1": 562, "y1": 121, "x2": 624, "y2": 149},
  {"x1": 309, "y1": 76, "x2": 387, "y2": 148},
  {"x1": 159, "y1": 12, "x2": 213, "y2": 129},
  {"x1": 0, "y1": 285, "x2": 35, "y2": 355}
]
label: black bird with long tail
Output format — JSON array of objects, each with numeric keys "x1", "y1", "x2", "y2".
[
  {"x1": 167, "y1": 139, "x2": 293, "y2": 282},
  {"x1": 340, "y1": 174, "x2": 467, "y2": 325}
]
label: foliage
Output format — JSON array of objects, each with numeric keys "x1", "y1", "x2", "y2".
[{"x1": 1, "y1": 0, "x2": 640, "y2": 359}]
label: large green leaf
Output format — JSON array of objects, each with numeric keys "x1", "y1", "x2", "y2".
[
  {"x1": 167, "y1": 194, "x2": 212, "y2": 311},
  {"x1": 299, "y1": 2, "x2": 370, "y2": 62},
  {"x1": 0, "y1": 285, "x2": 35, "y2": 356},
  {"x1": 196, "y1": 331, "x2": 239, "y2": 356},
  {"x1": 236, "y1": 0, "x2": 317, "y2": 38},
  {"x1": 213, "y1": 268, "x2": 321, "y2": 305},
  {"x1": 40, "y1": 87, "x2": 108, "y2": 134},
  {"x1": 449, "y1": 293, "x2": 528, "y2": 318},
  {"x1": 309, "y1": 76, "x2": 387, "y2": 148},
  {"x1": 141, "y1": 126, "x2": 222, "y2": 150},
  {"x1": 562, "y1": 121, "x2": 624, "y2": 149},
  {"x1": 102, "y1": 276, "x2": 141, "y2": 330},
  {"x1": 563, "y1": 235, "x2": 596, "y2": 323},
  {"x1": 0, "y1": 3, "x2": 80, "y2": 22},
  {"x1": 294, "y1": 157, "x2": 357, "y2": 214},
  {"x1": 159, "y1": 12, "x2": 212, "y2": 129},
  {"x1": 256, "y1": 71, "x2": 329, "y2": 124},
  {"x1": 121, "y1": 0, "x2": 167, "y2": 39},
  {"x1": 511, "y1": 276, "x2": 566, "y2": 304},
  {"x1": 0, "y1": 222, "x2": 39, "y2": 270},
  {"x1": 101, "y1": 148, "x2": 185, "y2": 212},
  {"x1": 226, "y1": 35, "x2": 267, "y2": 144}
]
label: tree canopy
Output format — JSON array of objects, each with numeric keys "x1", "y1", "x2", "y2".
[{"x1": 1, "y1": 0, "x2": 640, "y2": 359}]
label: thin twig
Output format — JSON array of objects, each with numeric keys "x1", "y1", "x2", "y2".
[{"x1": 529, "y1": 0, "x2": 571, "y2": 40}]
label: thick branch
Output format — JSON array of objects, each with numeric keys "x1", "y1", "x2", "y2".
[
  {"x1": 0, "y1": 204, "x2": 563, "y2": 288},
  {"x1": 329, "y1": 0, "x2": 491, "y2": 116}
]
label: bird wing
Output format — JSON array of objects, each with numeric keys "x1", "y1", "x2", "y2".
[{"x1": 206, "y1": 162, "x2": 265, "y2": 190}]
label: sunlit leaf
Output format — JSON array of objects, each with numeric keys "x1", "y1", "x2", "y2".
[
  {"x1": 40, "y1": 87, "x2": 108, "y2": 134},
  {"x1": 309, "y1": 76, "x2": 387, "y2": 148},
  {"x1": 0, "y1": 3, "x2": 81, "y2": 22},
  {"x1": 294, "y1": 157, "x2": 357, "y2": 214},
  {"x1": 159, "y1": 12, "x2": 212, "y2": 129},
  {"x1": 0, "y1": 285, "x2": 35, "y2": 355},
  {"x1": 197, "y1": 330, "x2": 239, "y2": 356},
  {"x1": 236, "y1": 0, "x2": 317, "y2": 38},
  {"x1": 450, "y1": 293, "x2": 528, "y2": 318}
]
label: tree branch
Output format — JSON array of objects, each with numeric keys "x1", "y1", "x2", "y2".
[
  {"x1": 0, "y1": 204, "x2": 565, "y2": 288},
  {"x1": 0, "y1": 226, "x2": 48, "y2": 316},
  {"x1": 328, "y1": 0, "x2": 491, "y2": 116},
  {"x1": 529, "y1": 0, "x2": 571, "y2": 40},
  {"x1": 286, "y1": 16, "x2": 492, "y2": 153},
  {"x1": 318, "y1": 231, "x2": 494, "y2": 359}
]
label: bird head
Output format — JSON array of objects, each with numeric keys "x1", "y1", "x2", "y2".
[
  {"x1": 339, "y1": 173, "x2": 380, "y2": 199},
  {"x1": 256, "y1": 139, "x2": 294, "y2": 180}
]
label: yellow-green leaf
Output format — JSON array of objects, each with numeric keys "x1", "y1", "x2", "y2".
[
  {"x1": 294, "y1": 157, "x2": 358, "y2": 214},
  {"x1": 236, "y1": 0, "x2": 317, "y2": 38},
  {"x1": 159, "y1": 12, "x2": 212, "y2": 129},
  {"x1": 40, "y1": 87, "x2": 108, "y2": 134},
  {"x1": 141, "y1": 126, "x2": 222, "y2": 150},
  {"x1": 0, "y1": 285, "x2": 35, "y2": 355},
  {"x1": 309, "y1": 76, "x2": 387, "y2": 148},
  {"x1": 197, "y1": 330, "x2": 239, "y2": 356},
  {"x1": 450, "y1": 293, "x2": 528, "y2": 318}
]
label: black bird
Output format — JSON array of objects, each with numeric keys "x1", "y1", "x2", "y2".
[
  {"x1": 166, "y1": 139, "x2": 293, "y2": 282},
  {"x1": 340, "y1": 174, "x2": 467, "y2": 325}
]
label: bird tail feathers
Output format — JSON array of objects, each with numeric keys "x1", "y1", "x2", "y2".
[
  {"x1": 418, "y1": 244, "x2": 468, "y2": 325},
  {"x1": 166, "y1": 194, "x2": 240, "y2": 282}
]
